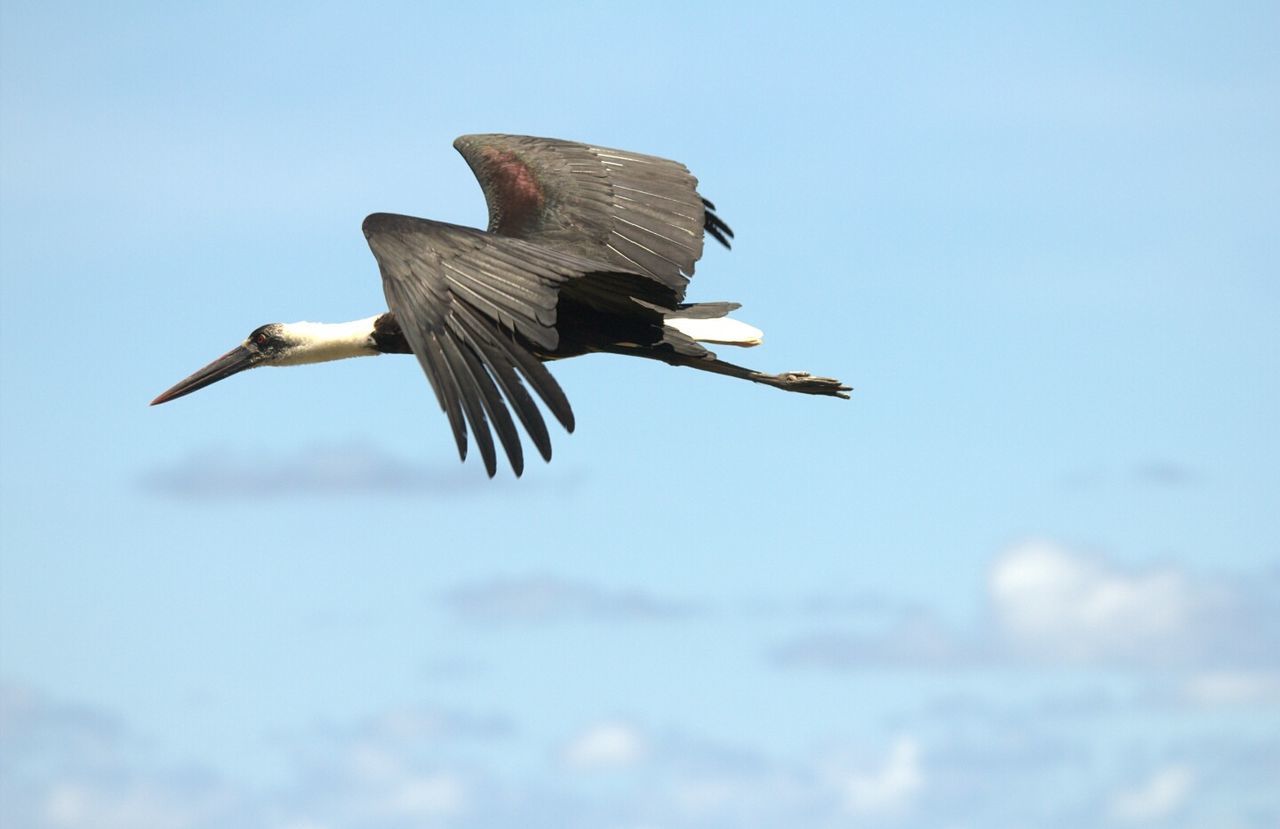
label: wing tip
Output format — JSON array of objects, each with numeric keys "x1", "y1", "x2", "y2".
[
  {"x1": 362, "y1": 212, "x2": 396, "y2": 237},
  {"x1": 454, "y1": 133, "x2": 489, "y2": 150},
  {"x1": 362, "y1": 212, "x2": 446, "y2": 245}
]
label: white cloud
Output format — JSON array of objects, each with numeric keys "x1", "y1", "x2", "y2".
[
  {"x1": 141, "y1": 443, "x2": 469, "y2": 498},
  {"x1": 1179, "y1": 671, "x2": 1280, "y2": 706},
  {"x1": 1, "y1": 683, "x2": 502, "y2": 829},
  {"x1": 831, "y1": 736, "x2": 924, "y2": 817},
  {"x1": 562, "y1": 721, "x2": 647, "y2": 771},
  {"x1": 771, "y1": 613, "x2": 975, "y2": 670},
  {"x1": 671, "y1": 778, "x2": 738, "y2": 814},
  {"x1": 379, "y1": 773, "x2": 467, "y2": 820},
  {"x1": 1107, "y1": 765, "x2": 1195, "y2": 823},
  {"x1": 41, "y1": 781, "x2": 224, "y2": 829},
  {"x1": 991, "y1": 541, "x2": 1280, "y2": 670},
  {"x1": 143, "y1": 443, "x2": 588, "y2": 499},
  {"x1": 444, "y1": 575, "x2": 696, "y2": 625},
  {"x1": 6, "y1": 678, "x2": 1278, "y2": 829},
  {"x1": 991, "y1": 541, "x2": 1199, "y2": 664},
  {"x1": 665, "y1": 773, "x2": 814, "y2": 825},
  {"x1": 774, "y1": 541, "x2": 1279, "y2": 673},
  {"x1": 335, "y1": 735, "x2": 468, "y2": 819}
]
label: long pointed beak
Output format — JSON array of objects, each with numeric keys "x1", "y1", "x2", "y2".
[{"x1": 151, "y1": 345, "x2": 257, "y2": 406}]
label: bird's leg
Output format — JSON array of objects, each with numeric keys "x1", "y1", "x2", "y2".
[
  {"x1": 750, "y1": 370, "x2": 851, "y2": 398},
  {"x1": 638, "y1": 350, "x2": 850, "y2": 399}
]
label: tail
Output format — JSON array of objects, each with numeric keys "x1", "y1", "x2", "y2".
[
  {"x1": 636, "y1": 302, "x2": 851, "y2": 399},
  {"x1": 663, "y1": 302, "x2": 763, "y2": 347}
]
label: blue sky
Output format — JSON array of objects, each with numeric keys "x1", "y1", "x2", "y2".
[{"x1": 1, "y1": 2, "x2": 1277, "y2": 827}]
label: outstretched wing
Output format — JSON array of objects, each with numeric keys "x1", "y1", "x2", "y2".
[
  {"x1": 453, "y1": 134, "x2": 732, "y2": 303},
  {"x1": 363, "y1": 212, "x2": 599, "y2": 478}
]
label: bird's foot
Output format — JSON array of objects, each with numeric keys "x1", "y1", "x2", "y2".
[{"x1": 766, "y1": 372, "x2": 852, "y2": 399}]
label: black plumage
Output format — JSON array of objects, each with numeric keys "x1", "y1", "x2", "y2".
[
  {"x1": 153, "y1": 134, "x2": 847, "y2": 478},
  {"x1": 361, "y1": 134, "x2": 847, "y2": 477}
]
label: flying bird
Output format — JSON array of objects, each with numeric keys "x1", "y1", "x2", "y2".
[{"x1": 152, "y1": 134, "x2": 849, "y2": 476}]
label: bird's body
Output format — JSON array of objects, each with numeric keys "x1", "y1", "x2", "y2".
[{"x1": 153, "y1": 134, "x2": 849, "y2": 476}]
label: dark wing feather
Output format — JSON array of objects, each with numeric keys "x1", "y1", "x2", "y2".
[
  {"x1": 364, "y1": 212, "x2": 596, "y2": 476},
  {"x1": 454, "y1": 134, "x2": 731, "y2": 303},
  {"x1": 701, "y1": 198, "x2": 735, "y2": 248},
  {"x1": 452, "y1": 304, "x2": 554, "y2": 462}
]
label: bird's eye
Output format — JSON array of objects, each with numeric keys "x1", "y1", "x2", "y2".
[{"x1": 255, "y1": 333, "x2": 269, "y2": 346}]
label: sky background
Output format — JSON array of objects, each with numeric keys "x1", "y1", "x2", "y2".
[{"x1": 1, "y1": 2, "x2": 1277, "y2": 827}]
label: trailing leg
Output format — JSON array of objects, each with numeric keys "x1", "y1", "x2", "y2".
[
  {"x1": 670, "y1": 354, "x2": 850, "y2": 398},
  {"x1": 613, "y1": 344, "x2": 850, "y2": 399}
]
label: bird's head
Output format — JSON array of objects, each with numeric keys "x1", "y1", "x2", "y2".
[{"x1": 150, "y1": 319, "x2": 379, "y2": 406}]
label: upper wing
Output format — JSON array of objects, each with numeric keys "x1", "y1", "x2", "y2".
[
  {"x1": 453, "y1": 134, "x2": 732, "y2": 302},
  {"x1": 363, "y1": 212, "x2": 600, "y2": 478}
]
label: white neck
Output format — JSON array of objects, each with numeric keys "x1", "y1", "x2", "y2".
[{"x1": 272, "y1": 316, "x2": 381, "y2": 366}]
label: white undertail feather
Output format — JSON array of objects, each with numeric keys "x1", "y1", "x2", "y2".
[{"x1": 664, "y1": 315, "x2": 764, "y2": 347}]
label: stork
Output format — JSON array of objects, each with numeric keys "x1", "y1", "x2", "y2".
[{"x1": 152, "y1": 134, "x2": 849, "y2": 476}]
